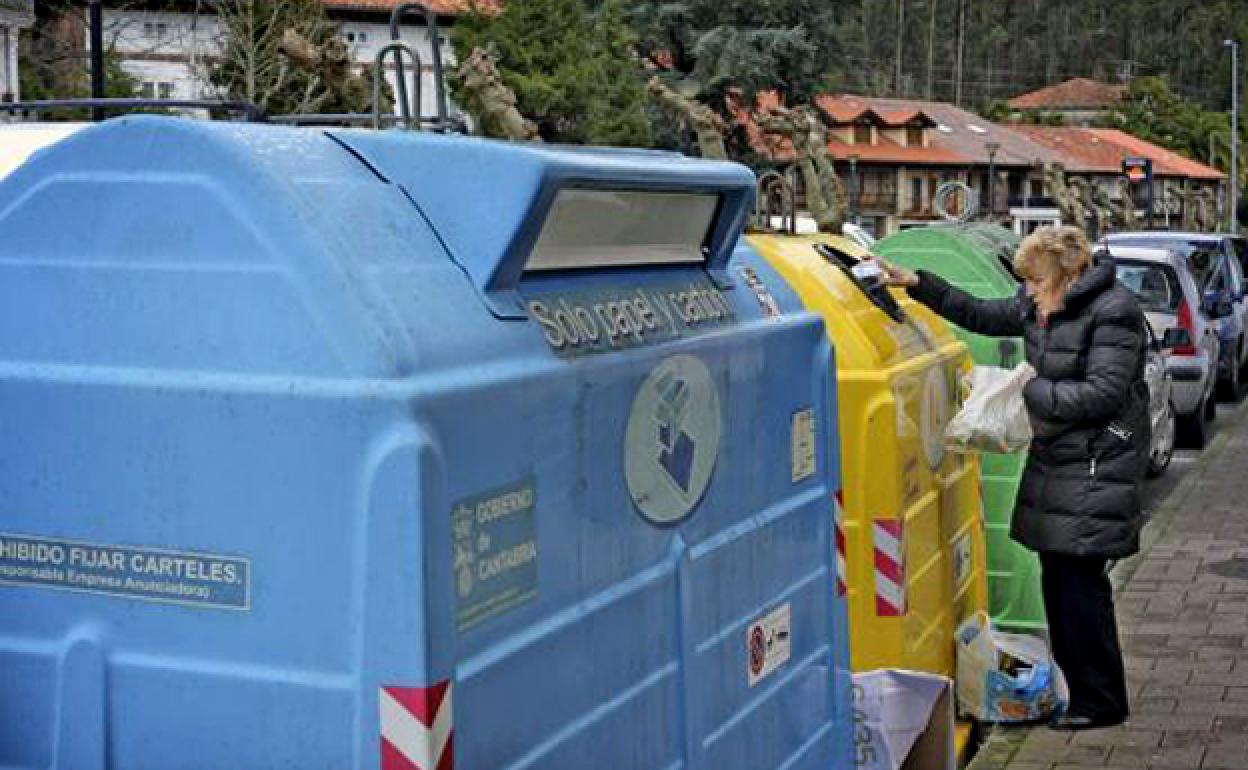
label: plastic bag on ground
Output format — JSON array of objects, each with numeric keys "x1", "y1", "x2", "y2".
[
  {"x1": 944, "y1": 364, "x2": 1033, "y2": 454},
  {"x1": 954, "y1": 611, "x2": 1067, "y2": 723}
]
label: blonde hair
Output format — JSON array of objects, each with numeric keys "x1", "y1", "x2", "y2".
[{"x1": 1013, "y1": 225, "x2": 1092, "y2": 288}]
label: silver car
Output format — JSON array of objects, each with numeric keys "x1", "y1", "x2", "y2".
[
  {"x1": 1143, "y1": 321, "x2": 1176, "y2": 476},
  {"x1": 1109, "y1": 246, "x2": 1220, "y2": 448},
  {"x1": 1106, "y1": 231, "x2": 1248, "y2": 400}
]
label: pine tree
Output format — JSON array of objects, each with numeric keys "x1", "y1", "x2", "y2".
[
  {"x1": 450, "y1": 0, "x2": 652, "y2": 146},
  {"x1": 624, "y1": 0, "x2": 846, "y2": 107}
]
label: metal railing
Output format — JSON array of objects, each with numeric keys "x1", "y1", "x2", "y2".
[{"x1": 0, "y1": 98, "x2": 264, "y2": 122}]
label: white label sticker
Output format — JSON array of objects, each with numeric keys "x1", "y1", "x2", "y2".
[
  {"x1": 791, "y1": 408, "x2": 816, "y2": 483},
  {"x1": 953, "y1": 532, "x2": 972, "y2": 589},
  {"x1": 746, "y1": 602, "x2": 792, "y2": 687}
]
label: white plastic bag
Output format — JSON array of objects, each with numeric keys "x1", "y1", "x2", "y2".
[
  {"x1": 944, "y1": 364, "x2": 1034, "y2": 454},
  {"x1": 954, "y1": 611, "x2": 1067, "y2": 723}
]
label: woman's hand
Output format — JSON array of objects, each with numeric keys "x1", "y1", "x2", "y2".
[{"x1": 866, "y1": 255, "x2": 919, "y2": 288}]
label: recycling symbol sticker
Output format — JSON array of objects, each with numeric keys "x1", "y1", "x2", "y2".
[{"x1": 624, "y1": 355, "x2": 722, "y2": 525}]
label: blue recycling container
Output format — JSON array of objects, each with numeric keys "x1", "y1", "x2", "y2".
[{"x1": 0, "y1": 117, "x2": 853, "y2": 770}]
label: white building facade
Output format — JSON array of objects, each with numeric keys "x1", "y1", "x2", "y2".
[
  {"x1": 103, "y1": 1, "x2": 455, "y2": 119},
  {"x1": 0, "y1": 0, "x2": 34, "y2": 103}
]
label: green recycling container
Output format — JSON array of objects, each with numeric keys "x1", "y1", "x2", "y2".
[{"x1": 875, "y1": 224, "x2": 1046, "y2": 632}]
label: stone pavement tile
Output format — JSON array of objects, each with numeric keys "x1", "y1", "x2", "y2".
[
  {"x1": 1125, "y1": 711, "x2": 1216, "y2": 731},
  {"x1": 1138, "y1": 684, "x2": 1224, "y2": 700},
  {"x1": 1212, "y1": 599, "x2": 1248, "y2": 614},
  {"x1": 1207, "y1": 620, "x2": 1248, "y2": 635},
  {"x1": 1194, "y1": 645, "x2": 1242, "y2": 660},
  {"x1": 1164, "y1": 635, "x2": 1237, "y2": 653},
  {"x1": 1203, "y1": 745, "x2": 1248, "y2": 769},
  {"x1": 1133, "y1": 696, "x2": 1179, "y2": 714},
  {"x1": 1106, "y1": 743, "x2": 1205, "y2": 768},
  {"x1": 1137, "y1": 622, "x2": 1211, "y2": 637},
  {"x1": 1124, "y1": 654, "x2": 1158, "y2": 672},
  {"x1": 1164, "y1": 730, "x2": 1248, "y2": 753},
  {"x1": 1015, "y1": 727, "x2": 1074, "y2": 753},
  {"x1": 1212, "y1": 714, "x2": 1248, "y2": 733},
  {"x1": 1013, "y1": 741, "x2": 1110, "y2": 766},
  {"x1": 1173, "y1": 694, "x2": 1248, "y2": 715},
  {"x1": 1134, "y1": 666, "x2": 1192, "y2": 686},
  {"x1": 1186, "y1": 659, "x2": 1238, "y2": 682},
  {"x1": 1070, "y1": 726, "x2": 1161, "y2": 748}
]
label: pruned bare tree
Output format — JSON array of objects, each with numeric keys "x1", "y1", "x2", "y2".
[{"x1": 208, "y1": 0, "x2": 381, "y2": 116}]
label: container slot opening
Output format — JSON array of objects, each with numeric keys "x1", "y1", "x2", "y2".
[
  {"x1": 812, "y1": 242, "x2": 907, "y2": 323},
  {"x1": 522, "y1": 188, "x2": 719, "y2": 273}
]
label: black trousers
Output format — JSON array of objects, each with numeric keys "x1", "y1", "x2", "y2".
[{"x1": 1039, "y1": 551, "x2": 1129, "y2": 720}]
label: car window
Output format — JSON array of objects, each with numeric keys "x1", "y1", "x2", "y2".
[
  {"x1": 1227, "y1": 247, "x2": 1245, "y2": 293},
  {"x1": 1116, "y1": 261, "x2": 1182, "y2": 313},
  {"x1": 1186, "y1": 248, "x2": 1219, "y2": 289},
  {"x1": 1209, "y1": 260, "x2": 1228, "y2": 293},
  {"x1": 1233, "y1": 239, "x2": 1248, "y2": 277}
]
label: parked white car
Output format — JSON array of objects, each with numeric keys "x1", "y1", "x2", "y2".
[{"x1": 1110, "y1": 245, "x2": 1221, "y2": 448}]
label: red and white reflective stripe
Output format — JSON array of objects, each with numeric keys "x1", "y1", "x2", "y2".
[
  {"x1": 873, "y1": 518, "x2": 907, "y2": 617},
  {"x1": 834, "y1": 491, "x2": 848, "y2": 596},
  {"x1": 381, "y1": 682, "x2": 454, "y2": 770}
]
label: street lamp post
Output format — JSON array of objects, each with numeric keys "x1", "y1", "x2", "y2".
[
  {"x1": 986, "y1": 141, "x2": 1001, "y2": 221},
  {"x1": 848, "y1": 154, "x2": 860, "y2": 224},
  {"x1": 89, "y1": 0, "x2": 103, "y2": 121},
  {"x1": 1227, "y1": 39, "x2": 1240, "y2": 233}
]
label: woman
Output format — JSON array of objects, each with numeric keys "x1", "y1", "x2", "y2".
[{"x1": 876, "y1": 225, "x2": 1150, "y2": 730}]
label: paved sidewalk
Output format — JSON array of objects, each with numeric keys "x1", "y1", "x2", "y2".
[{"x1": 970, "y1": 399, "x2": 1248, "y2": 770}]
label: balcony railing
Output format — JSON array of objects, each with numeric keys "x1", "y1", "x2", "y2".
[{"x1": 854, "y1": 193, "x2": 897, "y2": 211}]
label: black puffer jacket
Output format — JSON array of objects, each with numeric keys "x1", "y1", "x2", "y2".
[{"x1": 909, "y1": 259, "x2": 1150, "y2": 558}]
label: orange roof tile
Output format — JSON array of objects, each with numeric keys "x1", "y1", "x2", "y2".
[
  {"x1": 1089, "y1": 129, "x2": 1225, "y2": 180},
  {"x1": 815, "y1": 94, "x2": 874, "y2": 123},
  {"x1": 824, "y1": 134, "x2": 966, "y2": 164},
  {"x1": 1007, "y1": 78, "x2": 1125, "y2": 110},
  {"x1": 821, "y1": 95, "x2": 1068, "y2": 166},
  {"x1": 1008, "y1": 125, "x2": 1224, "y2": 180},
  {"x1": 1006, "y1": 125, "x2": 1129, "y2": 172}
]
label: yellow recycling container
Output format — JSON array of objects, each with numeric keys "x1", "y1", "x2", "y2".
[{"x1": 749, "y1": 233, "x2": 989, "y2": 748}]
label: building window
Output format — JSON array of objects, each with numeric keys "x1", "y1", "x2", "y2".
[
  {"x1": 853, "y1": 123, "x2": 872, "y2": 145},
  {"x1": 905, "y1": 125, "x2": 923, "y2": 147},
  {"x1": 911, "y1": 177, "x2": 923, "y2": 210},
  {"x1": 142, "y1": 82, "x2": 174, "y2": 99},
  {"x1": 358, "y1": 31, "x2": 369, "y2": 43},
  {"x1": 1030, "y1": 179, "x2": 1044, "y2": 198},
  {"x1": 143, "y1": 21, "x2": 169, "y2": 39}
]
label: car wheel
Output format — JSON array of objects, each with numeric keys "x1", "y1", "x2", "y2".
[
  {"x1": 1147, "y1": 401, "x2": 1176, "y2": 477},
  {"x1": 1219, "y1": 341, "x2": 1247, "y2": 401},
  {"x1": 1179, "y1": 394, "x2": 1215, "y2": 449}
]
